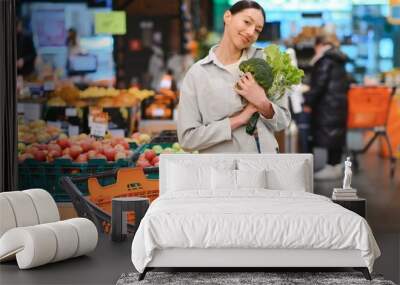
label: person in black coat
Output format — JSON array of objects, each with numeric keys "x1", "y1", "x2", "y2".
[
  {"x1": 303, "y1": 34, "x2": 350, "y2": 180},
  {"x1": 16, "y1": 19, "x2": 37, "y2": 78}
]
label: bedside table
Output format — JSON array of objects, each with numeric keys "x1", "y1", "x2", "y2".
[
  {"x1": 332, "y1": 198, "x2": 366, "y2": 218},
  {"x1": 111, "y1": 197, "x2": 150, "y2": 242}
]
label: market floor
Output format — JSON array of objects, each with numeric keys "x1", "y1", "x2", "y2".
[{"x1": 1, "y1": 152, "x2": 399, "y2": 285}]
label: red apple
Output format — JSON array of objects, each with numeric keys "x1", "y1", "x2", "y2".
[
  {"x1": 144, "y1": 150, "x2": 156, "y2": 161},
  {"x1": 103, "y1": 147, "x2": 116, "y2": 161},
  {"x1": 57, "y1": 138, "x2": 70, "y2": 149},
  {"x1": 48, "y1": 143, "x2": 62, "y2": 153},
  {"x1": 79, "y1": 139, "x2": 92, "y2": 152},
  {"x1": 26, "y1": 146, "x2": 39, "y2": 155},
  {"x1": 48, "y1": 150, "x2": 61, "y2": 159},
  {"x1": 34, "y1": 150, "x2": 46, "y2": 161},
  {"x1": 151, "y1": 156, "x2": 160, "y2": 165},
  {"x1": 69, "y1": 145, "x2": 83, "y2": 159}
]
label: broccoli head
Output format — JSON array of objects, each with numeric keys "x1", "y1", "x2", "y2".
[{"x1": 239, "y1": 58, "x2": 273, "y2": 92}]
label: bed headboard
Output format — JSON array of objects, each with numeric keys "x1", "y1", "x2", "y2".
[{"x1": 159, "y1": 153, "x2": 314, "y2": 195}]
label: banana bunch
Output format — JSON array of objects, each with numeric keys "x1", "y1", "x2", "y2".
[
  {"x1": 80, "y1": 87, "x2": 120, "y2": 99},
  {"x1": 127, "y1": 87, "x2": 155, "y2": 101}
]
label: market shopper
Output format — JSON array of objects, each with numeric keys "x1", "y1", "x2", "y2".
[
  {"x1": 177, "y1": 0, "x2": 291, "y2": 153},
  {"x1": 303, "y1": 34, "x2": 349, "y2": 180}
]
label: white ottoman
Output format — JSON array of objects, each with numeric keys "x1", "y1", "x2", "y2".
[{"x1": 0, "y1": 189, "x2": 98, "y2": 269}]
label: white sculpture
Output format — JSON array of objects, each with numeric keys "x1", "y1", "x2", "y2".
[{"x1": 343, "y1": 157, "x2": 353, "y2": 190}]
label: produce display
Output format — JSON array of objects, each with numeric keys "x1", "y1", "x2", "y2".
[
  {"x1": 48, "y1": 86, "x2": 155, "y2": 108},
  {"x1": 18, "y1": 133, "x2": 134, "y2": 163},
  {"x1": 18, "y1": 120, "x2": 63, "y2": 144},
  {"x1": 238, "y1": 44, "x2": 304, "y2": 134}
]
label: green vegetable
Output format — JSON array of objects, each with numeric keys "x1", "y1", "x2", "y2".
[
  {"x1": 238, "y1": 44, "x2": 304, "y2": 135},
  {"x1": 238, "y1": 58, "x2": 273, "y2": 92}
]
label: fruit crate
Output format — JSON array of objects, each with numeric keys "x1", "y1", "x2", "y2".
[{"x1": 18, "y1": 158, "x2": 135, "y2": 202}]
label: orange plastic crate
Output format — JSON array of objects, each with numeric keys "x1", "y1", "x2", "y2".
[
  {"x1": 347, "y1": 86, "x2": 392, "y2": 129},
  {"x1": 88, "y1": 167, "x2": 159, "y2": 224},
  {"x1": 380, "y1": 94, "x2": 400, "y2": 158}
]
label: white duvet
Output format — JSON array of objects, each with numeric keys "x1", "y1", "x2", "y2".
[{"x1": 131, "y1": 190, "x2": 380, "y2": 273}]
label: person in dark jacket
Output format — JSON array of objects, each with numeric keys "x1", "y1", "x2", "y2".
[
  {"x1": 303, "y1": 34, "x2": 349, "y2": 180},
  {"x1": 16, "y1": 19, "x2": 37, "y2": 78}
]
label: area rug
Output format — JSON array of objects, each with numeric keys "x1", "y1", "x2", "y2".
[{"x1": 116, "y1": 271, "x2": 396, "y2": 285}]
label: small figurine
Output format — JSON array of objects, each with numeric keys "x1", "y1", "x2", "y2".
[{"x1": 343, "y1": 157, "x2": 352, "y2": 190}]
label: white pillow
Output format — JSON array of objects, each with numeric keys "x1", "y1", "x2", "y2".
[
  {"x1": 236, "y1": 169, "x2": 267, "y2": 189},
  {"x1": 266, "y1": 166, "x2": 307, "y2": 192},
  {"x1": 237, "y1": 159, "x2": 308, "y2": 192},
  {"x1": 211, "y1": 168, "x2": 236, "y2": 190},
  {"x1": 167, "y1": 159, "x2": 236, "y2": 192},
  {"x1": 167, "y1": 162, "x2": 211, "y2": 191}
]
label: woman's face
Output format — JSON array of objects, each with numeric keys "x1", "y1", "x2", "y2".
[{"x1": 224, "y1": 8, "x2": 264, "y2": 50}]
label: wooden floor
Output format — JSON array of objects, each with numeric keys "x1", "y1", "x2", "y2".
[{"x1": 1, "y1": 151, "x2": 399, "y2": 285}]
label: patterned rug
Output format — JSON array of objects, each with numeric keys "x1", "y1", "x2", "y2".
[{"x1": 116, "y1": 271, "x2": 396, "y2": 285}]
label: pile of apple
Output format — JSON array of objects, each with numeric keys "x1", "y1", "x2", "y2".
[
  {"x1": 18, "y1": 120, "x2": 63, "y2": 144},
  {"x1": 130, "y1": 132, "x2": 151, "y2": 145},
  {"x1": 135, "y1": 142, "x2": 198, "y2": 168},
  {"x1": 18, "y1": 133, "x2": 134, "y2": 164}
]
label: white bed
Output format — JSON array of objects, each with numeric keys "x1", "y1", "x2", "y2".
[{"x1": 131, "y1": 154, "x2": 380, "y2": 280}]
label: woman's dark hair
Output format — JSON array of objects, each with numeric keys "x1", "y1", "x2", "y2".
[{"x1": 229, "y1": 1, "x2": 266, "y2": 22}]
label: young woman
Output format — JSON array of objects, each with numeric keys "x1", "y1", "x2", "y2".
[{"x1": 177, "y1": 0, "x2": 291, "y2": 153}]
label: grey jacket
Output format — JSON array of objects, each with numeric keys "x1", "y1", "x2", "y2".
[{"x1": 177, "y1": 45, "x2": 291, "y2": 153}]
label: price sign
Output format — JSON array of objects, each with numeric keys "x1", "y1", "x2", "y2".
[
  {"x1": 90, "y1": 122, "x2": 108, "y2": 138},
  {"x1": 65, "y1": 108, "x2": 77, "y2": 117},
  {"x1": 47, "y1": 121, "x2": 62, "y2": 129},
  {"x1": 109, "y1": 129, "x2": 125, "y2": 138},
  {"x1": 17, "y1": 103, "x2": 24, "y2": 114},
  {"x1": 68, "y1": 125, "x2": 80, "y2": 137},
  {"x1": 152, "y1": 108, "x2": 165, "y2": 117},
  {"x1": 94, "y1": 11, "x2": 126, "y2": 35}
]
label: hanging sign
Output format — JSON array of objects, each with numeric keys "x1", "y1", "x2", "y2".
[{"x1": 94, "y1": 11, "x2": 126, "y2": 35}]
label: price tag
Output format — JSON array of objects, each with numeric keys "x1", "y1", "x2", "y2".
[
  {"x1": 152, "y1": 108, "x2": 165, "y2": 117},
  {"x1": 17, "y1": 103, "x2": 24, "y2": 114},
  {"x1": 47, "y1": 121, "x2": 62, "y2": 129},
  {"x1": 43, "y1": 81, "x2": 55, "y2": 92},
  {"x1": 68, "y1": 125, "x2": 80, "y2": 137},
  {"x1": 65, "y1": 108, "x2": 77, "y2": 117},
  {"x1": 88, "y1": 115, "x2": 93, "y2": 128},
  {"x1": 109, "y1": 129, "x2": 125, "y2": 138},
  {"x1": 90, "y1": 122, "x2": 108, "y2": 138},
  {"x1": 24, "y1": 103, "x2": 42, "y2": 121}
]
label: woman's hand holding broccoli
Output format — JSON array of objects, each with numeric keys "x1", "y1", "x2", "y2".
[
  {"x1": 229, "y1": 103, "x2": 258, "y2": 131},
  {"x1": 234, "y1": 72, "x2": 275, "y2": 120}
]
